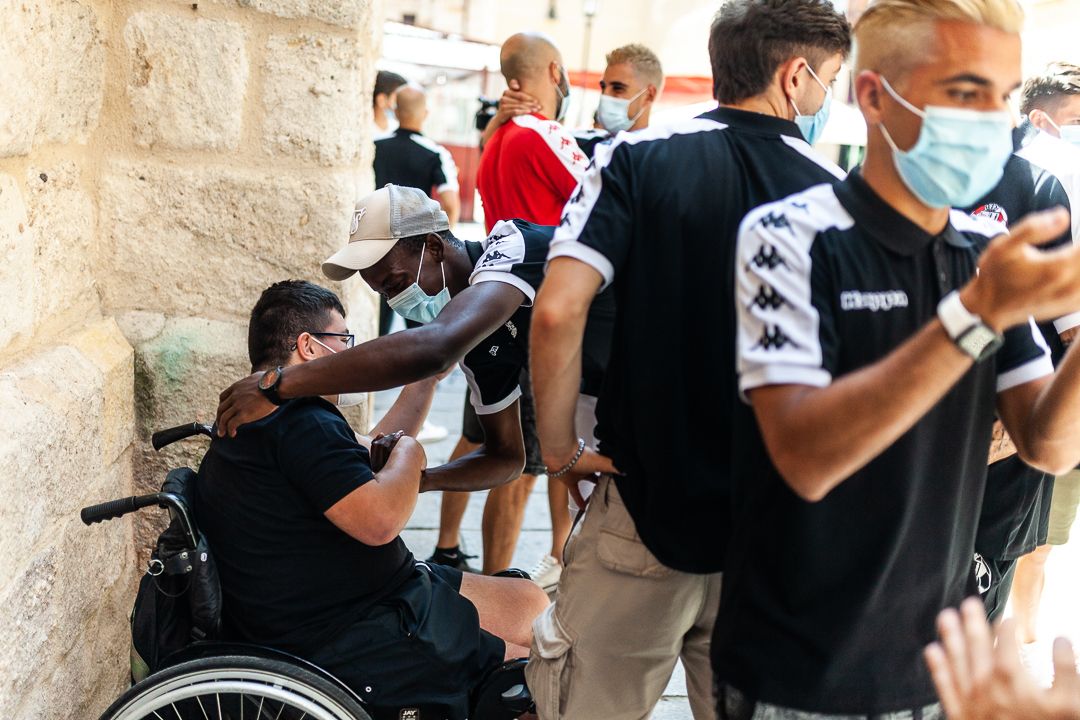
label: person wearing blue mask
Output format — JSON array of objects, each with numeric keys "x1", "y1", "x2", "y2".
[
  {"x1": 214, "y1": 184, "x2": 617, "y2": 567},
  {"x1": 716, "y1": 0, "x2": 1080, "y2": 717}
]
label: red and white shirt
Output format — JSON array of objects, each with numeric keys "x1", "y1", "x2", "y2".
[{"x1": 478, "y1": 113, "x2": 589, "y2": 232}]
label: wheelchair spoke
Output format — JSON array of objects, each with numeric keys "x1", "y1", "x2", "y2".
[
  {"x1": 253, "y1": 697, "x2": 265, "y2": 720},
  {"x1": 152, "y1": 711, "x2": 165, "y2": 720},
  {"x1": 215, "y1": 692, "x2": 222, "y2": 720},
  {"x1": 171, "y1": 702, "x2": 183, "y2": 720},
  {"x1": 272, "y1": 702, "x2": 285, "y2": 720},
  {"x1": 196, "y1": 694, "x2": 211, "y2": 720}
]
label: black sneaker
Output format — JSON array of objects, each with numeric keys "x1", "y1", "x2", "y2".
[{"x1": 427, "y1": 545, "x2": 478, "y2": 573}]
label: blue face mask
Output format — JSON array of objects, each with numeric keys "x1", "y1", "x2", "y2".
[
  {"x1": 878, "y1": 76, "x2": 1014, "y2": 209},
  {"x1": 791, "y1": 65, "x2": 832, "y2": 146},
  {"x1": 387, "y1": 247, "x2": 451, "y2": 324},
  {"x1": 1046, "y1": 116, "x2": 1080, "y2": 149},
  {"x1": 597, "y1": 87, "x2": 647, "y2": 134}
]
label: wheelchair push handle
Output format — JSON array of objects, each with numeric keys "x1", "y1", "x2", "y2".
[
  {"x1": 80, "y1": 493, "x2": 163, "y2": 525},
  {"x1": 151, "y1": 422, "x2": 214, "y2": 451}
]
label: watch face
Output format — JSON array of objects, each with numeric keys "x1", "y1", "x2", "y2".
[
  {"x1": 960, "y1": 324, "x2": 1004, "y2": 361},
  {"x1": 258, "y1": 367, "x2": 280, "y2": 391}
]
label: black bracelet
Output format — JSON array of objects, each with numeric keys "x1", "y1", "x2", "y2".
[{"x1": 548, "y1": 438, "x2": 586, "y2": 479}]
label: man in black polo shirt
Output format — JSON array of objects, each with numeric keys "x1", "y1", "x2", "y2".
[
  {"x1": 715, "y1": 0, "x2": 1080, "y2": 716},
  {"x1": 967, "y1": 145, "x2": 1073, "y2": 622},
  {"x1": 527, "y1": 1, "x2": 850, "y2": 717},
  {"x1": 214, "y1": 185, "x2": 615, "y2": 554},
  {"x1": 197, "y1": 280, "x2": 547, "y2": 717}
]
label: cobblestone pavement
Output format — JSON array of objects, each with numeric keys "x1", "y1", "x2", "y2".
[{"x1": 377, "y1": 225, "x2": 1080, "y2": 714}]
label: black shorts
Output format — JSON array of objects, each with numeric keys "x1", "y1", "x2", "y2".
[
  {"x1": 462, "y1": 370, "x2": 545, "y2": 476},
  {"x1": 307, "y1": 562, "x2": 505, "y2": 719}
]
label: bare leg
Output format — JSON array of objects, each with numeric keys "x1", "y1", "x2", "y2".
[
  {"x1": 459, "y1": 572, "x2": 549, "y2": 650},
  {"x1": 1010, "y1": 543, "x2": 1052, "y2": 644},
  {"x1": 435, "y1": 436, "x2": 481, "y2": 548},
  {"x1": 548, "y1": 477, "x2": 572, "y2": 561},
  {"x1": 481, "y1": 473, "x2": 537, "y2": 574}
]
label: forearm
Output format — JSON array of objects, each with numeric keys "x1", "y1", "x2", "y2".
[
  {"x1": 531, "y1": 311, "x2": 586, "y2": 466},
  {"x1": 439, "y1": 191, "x2": 460, "y2": 227},
  {"x1": 1022, "y1": 343, "x2": 1080, "y2": 471},
  {"x1": 420, "y1": 444, "x2": 524, "y2": 492},
  {"x1": 756, "y1": 319, "x2": 972, "y2": 500},
  {"x1": 370, "y1": 377, "x2": 439, "y2": 438}
]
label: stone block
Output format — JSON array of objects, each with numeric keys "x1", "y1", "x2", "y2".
[
  {"x1": 0, "y1": 173, "x2": 36, "y2": 352},
  {"x1": 99, "y1": 159, "x2": 359, "y2": 321},
  {"x1": 235, "y1": 0, "x2": 371, "y2": 27},
  {"x1": 0, "y1": 318, "x2": 134, "y2": 591},
  {"x1": 124, "y1": 12, "x2": 248, "y2": 151},
  {"x1": 22, "y1": 161, "x2": 100, "y2": 331},
  {"x1": 262, "y1": 33, "x2": 365, "y2": 165},
  {"x1": 0, "y1": 0, "x2": 105, "y2": 157}
]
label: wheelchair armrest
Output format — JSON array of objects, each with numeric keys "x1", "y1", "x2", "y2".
[
  {"x1": 491, "y1": 568, "x2": 531, "y2": 581},
  {"x1": 470, "y1": 658, "x2": 533, "y2": 720}
]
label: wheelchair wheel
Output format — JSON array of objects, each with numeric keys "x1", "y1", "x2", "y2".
[{"x1": 99, "y1": 655, "x2": 372, "y2": 720}]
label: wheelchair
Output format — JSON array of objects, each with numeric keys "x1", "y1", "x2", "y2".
[{"x1": 82, "y1": 422, "x2": 535, "y2": 720}]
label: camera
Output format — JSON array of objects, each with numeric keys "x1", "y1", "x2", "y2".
[{"x1": 475, "y1": 97, "x2": 500, "y2": 132}]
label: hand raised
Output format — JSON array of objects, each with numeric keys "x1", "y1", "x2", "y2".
[
  {"x1": 369, "y1": 430, "x2": 404, "y2": 472},
  {"x1": 962, "y1": 207, "x2": 1076, "y2": 332},
  {"x1": 216, "y1": 372, "x2": 276, "y2": 438}
]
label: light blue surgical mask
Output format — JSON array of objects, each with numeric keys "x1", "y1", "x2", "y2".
[
  {"x1": 878, "y1": 76, "x2": 1014, "y2": 209},
  {"x1": 386, "y1": 247, "x2": 451, "y2": 324},
  {"x1": 1046, "y1": 116, "x2": 1080, "y2": 148},
  {"x1": 554, "y1": 66, "x2": 571, "y2": 123},
  {"x1": 790, "y1": 65, "x2": 832, "y2": 146},
  {"x1": 597, "y1": 87, "x2": 647, "y2": 134}
]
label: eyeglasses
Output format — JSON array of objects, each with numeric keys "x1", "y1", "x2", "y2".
[{"x1": 312, "y1": 332, "x2": 355, "y2": 349}]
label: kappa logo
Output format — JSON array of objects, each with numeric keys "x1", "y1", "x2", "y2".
[
  {"x1": 559, "y1": 212, "x2": 571, "y2": 227},
  {"x1": 752, "y1": 324, "x2": 801, "y2": 351},
  {"x1": 481, "y1": 249, "x2": 513, "y2": 267},
  {"x1": 489, "y1": 225, "x2": 518, "y2": 241},
  {"x1": 840, "y1": 290, "x2": 909, "y2": 312},
  {"x1": 971, "y1": 203, "x2": 1009, "y2": 228},
  {"x1": 349, "y1": 207, "x2": 367, "y2": 234},
  {"x1": 748, "y1": 284, "x2": 789, "y2": 311},
  {"x1": 759, "y1": 212, "x2": 791, "y2": 230},
  {"x1": 746, "y1": 243, "x2": 790, "y2": 272},
  {"x1": 569, "y1": 185, "x2": 586, "y2": 204},
  {"x1": 489, "y1": 345, "x2": 499, "y2": 356}
]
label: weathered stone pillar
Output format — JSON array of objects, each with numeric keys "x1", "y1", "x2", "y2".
[{"x1": 0, "y1": 0, "x2": 380, "y2": 715}]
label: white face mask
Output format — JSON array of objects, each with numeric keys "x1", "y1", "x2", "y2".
[
  {"x1": 310, "y1": 336, "x2": 365, "y2": 407},
  {"x1": 596, "y1": 87, "x2": 647, "y2": 134},
  {"x1": 1045, "y1": 115, "x2": 1080, "y2": 148}
]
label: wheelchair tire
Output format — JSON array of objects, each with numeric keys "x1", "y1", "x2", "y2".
[{"x1": 99, "y1": 654, "x2": 373, "y2": 720}]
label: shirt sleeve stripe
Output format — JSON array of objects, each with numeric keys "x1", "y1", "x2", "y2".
[
  {"x1": 547, "y1": 242, "x2": 615, "y2": 290},
  {"x1": 739, "y1": 365, "x2": 832, "y2": 402},
  {"x1": 997, "y1": 354, "x2": 1053, "y2": 392},
  {"x1": 1053, "y1": 310, "x2": 1080, "y2": 334},
  {"x1": 471, "y1": 271, "x2": 535, "y2": 306}
]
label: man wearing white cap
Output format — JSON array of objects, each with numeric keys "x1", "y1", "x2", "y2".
[{"x1": 215, "y1": 185, "x2": 616, "y2": 567}]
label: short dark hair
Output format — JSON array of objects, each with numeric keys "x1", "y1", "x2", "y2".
[
  {"x1": 1021, "y1": 63, "x2": 1080, "y2": 116},
  {"x1": 374, "y1": 70, "x2": 407, "y2": 106},
  {"x1": 248, "y1": 280, "x2": 346, "y2": 371},
  {"x1": 709, "y1": 0, "x2": 851, "y2": 104}
]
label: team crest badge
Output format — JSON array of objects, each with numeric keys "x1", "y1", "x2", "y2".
[{"x1": 971, "y1": 203, "x2": 1008, "y2": 228}]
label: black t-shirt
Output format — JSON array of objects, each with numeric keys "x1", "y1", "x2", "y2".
[
  {"x1": 196, "y1": 398, "x2": 414, "y2": 655},
  {"x1": 968, "y1": 145, "x2": 1073, "y2": 561},
  {"x1": 547, "y1": 106, "x2": 847, "y2": 573},
  {"x1": 373, "y1": 128, "x2": 458, "y2": 197},
  {"x1": 459, "y1": 219, "x2": 615, "y2": 413},
  {"x1": 715, "y1": 172, "x2": 1053, "y2": 713}
]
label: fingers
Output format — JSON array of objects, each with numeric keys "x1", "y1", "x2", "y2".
[
  {"x1": 1051, "y1": 637, "x2": 1080, "y2": 691},
  {"x1": 925, "y1": 642, "x2": 964, "y2": 720},
  {"x1": 960, "y1": 597, "x2": 994, "y2": 685},
  {"x1": 938, "y1": 607, "x2": 973, "y2": 699},
  {"x1": 1007, "y1": 206, "x2": 1070, "y2": 247}
]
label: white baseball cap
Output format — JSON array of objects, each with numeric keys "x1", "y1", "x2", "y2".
[{"x1": 322, "y1": 184, "x2": 449, "y2": 281}]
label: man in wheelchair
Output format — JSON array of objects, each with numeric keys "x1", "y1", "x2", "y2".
[{"x1": 195, "y1": 280, "x2": 548, "y2": 718}]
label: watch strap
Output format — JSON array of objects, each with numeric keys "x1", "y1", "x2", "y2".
[
  {"x1": 937, "y1": 290, "x2": 979, "y2": 340},
  {"x1": 259, "y1": 366, "x2": 286, "y2": 406}
]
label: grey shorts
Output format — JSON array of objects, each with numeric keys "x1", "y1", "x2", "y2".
[{"x1": 718, "y1": 684, "x2": 943, "y2": 720}]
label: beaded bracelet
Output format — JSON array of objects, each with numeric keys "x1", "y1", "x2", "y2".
[{"x1": 548, "y1": 438, "x2": 587, "y2": 479}]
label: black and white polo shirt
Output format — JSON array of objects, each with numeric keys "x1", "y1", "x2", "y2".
[
  {"x1": 714, "y1": 171, "x2": 1053, "y2": 713},
  {"x1": 546, "y1": 106, "x2": 846, "y2": 574},
  {"x1": 373, "y1": 128, "x2": 459, "y2": 197},
  {"x1": 459, "y1": 219, "x2": 615, "y2": 415}
]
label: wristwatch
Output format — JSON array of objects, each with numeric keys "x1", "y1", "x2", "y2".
[
  {"x1": 258, "y1": 366, "x2": 287, "y2": 405},
  {"x1": 937, "y1": 290, "x2": 1003, "y2": 362}
]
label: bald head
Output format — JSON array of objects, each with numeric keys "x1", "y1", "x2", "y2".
[
  {"x1": 394, "y1": 83, "x2": 427, "y2": 130},
  {"x1": 500, "y1": 32, "x2": 562, "y2": 84}
]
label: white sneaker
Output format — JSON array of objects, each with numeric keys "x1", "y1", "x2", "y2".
[
  {"x1": 529, "y1": 554, "x2": 562, "y2": 592},
  {"x1": 416, "y1": 420, "x2": 448, "y2": 443}
]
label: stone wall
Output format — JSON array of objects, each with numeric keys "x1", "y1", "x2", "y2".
[{"x1": 0, "y1": 0, "x2": 380, "y2": 716}]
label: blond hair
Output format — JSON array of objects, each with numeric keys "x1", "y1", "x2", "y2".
[
  {"x1": 605, "y1": 43, "x2": 665, "y2": 91},
  {"x1": 854, "y1": 0, "x2": 1023, "y2": 76}
]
